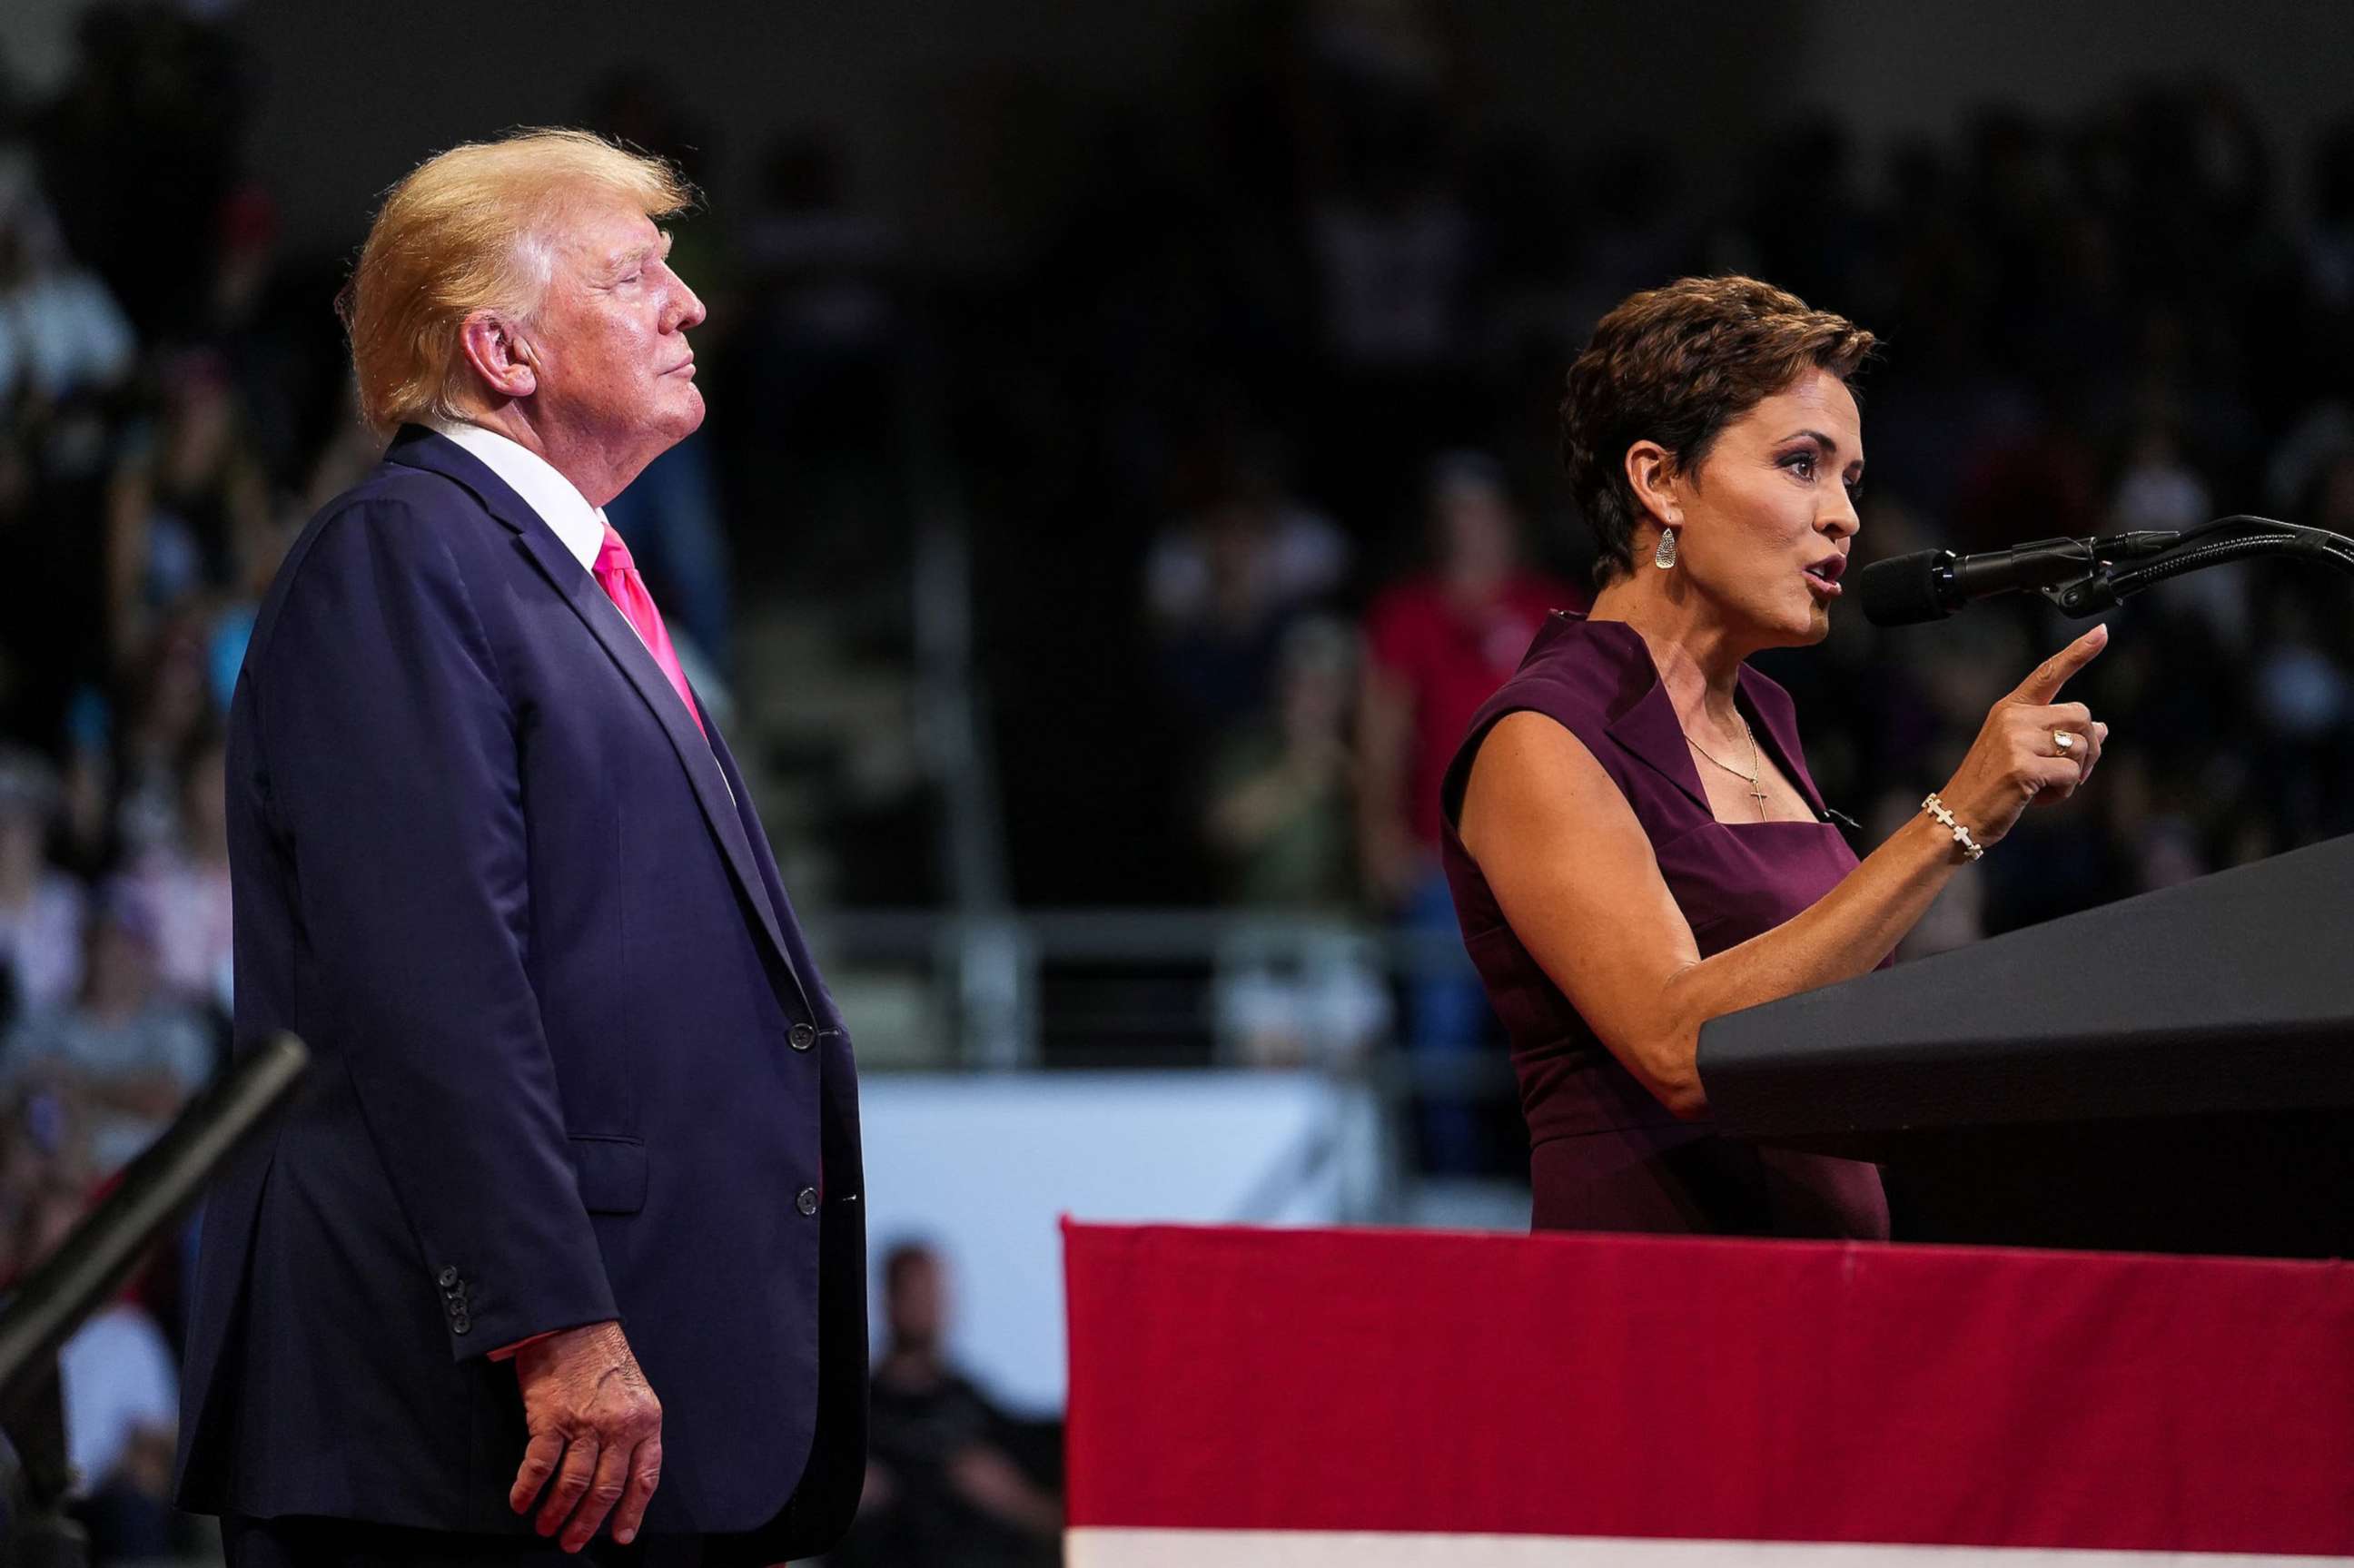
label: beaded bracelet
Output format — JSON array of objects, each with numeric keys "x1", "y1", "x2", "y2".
[{"x1": 1921, "y1": 793, "x2": 1984, "y2": 862}]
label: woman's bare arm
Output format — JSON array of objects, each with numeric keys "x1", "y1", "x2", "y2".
[{"x1": 1458, "y1": 626, "x2": 2110, "y2": 1118}]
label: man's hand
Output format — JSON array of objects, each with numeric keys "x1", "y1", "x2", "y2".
[
  {"x1": 948, "y1": 1444, "x2": 1063, "y2": 1538},
  {"x1": 509, "y1": 1320, "x2": 663, "y2": 1552}
]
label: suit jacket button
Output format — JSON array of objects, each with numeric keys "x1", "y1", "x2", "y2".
[
  {"x1": 796, "y1": 1187, "x2": 818, "y2": 1216},
  {"x1": 438, "y1": 1267, "x2": 460, "y2": 1287},
  {"x1": 789, "y1": 1022, "x2": 816, "y2": 1051},
  {"x1": 450, "y1": 1314, "x2": 471, "y2": 1335}
]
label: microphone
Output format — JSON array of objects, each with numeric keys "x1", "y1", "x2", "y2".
[{"x1": 1857, "y1": 537, "x2": 2101, "y2": 626}]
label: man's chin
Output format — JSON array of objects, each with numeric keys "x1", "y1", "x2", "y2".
[{"x1": 664, "y1": 386, "x2": 707, "y2": 439}]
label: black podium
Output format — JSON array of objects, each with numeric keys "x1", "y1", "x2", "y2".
[{"x1": 1698, "y1": 834, "x2": 2354, "y2": 1257}]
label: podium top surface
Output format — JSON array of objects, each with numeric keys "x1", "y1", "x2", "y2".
[{"x1": 1698, "y1": 833, "x2": 2354, "y2": 1137}]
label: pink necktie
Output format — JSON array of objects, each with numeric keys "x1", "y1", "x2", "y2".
[{"x1": 593, "y1": 523, "x2": 705, "y2": 736}]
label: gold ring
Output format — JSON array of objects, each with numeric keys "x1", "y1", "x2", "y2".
[{"x1": 2054, "y1": 731, "x2": 2077, "y2": 753}]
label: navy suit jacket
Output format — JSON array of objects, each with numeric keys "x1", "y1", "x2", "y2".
[{"x1": 174, "y1": 427, "x2": 866, "y2": 1553}]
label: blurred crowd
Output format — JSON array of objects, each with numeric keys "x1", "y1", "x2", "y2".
[
  {"x1": 940, "y1": 3, "x2": 2354, "y2": 1170},
  {"x1": 4, "y1": 0, "x2": 2354, "y2": 1558},
  {"x1": 974, "y1": 9, "x2": 2354, "y2": 914}
]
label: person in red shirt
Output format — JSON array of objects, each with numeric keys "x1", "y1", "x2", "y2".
[{"x1": 1360, "y1": 453, "x2": 1582, "y2": 1172}]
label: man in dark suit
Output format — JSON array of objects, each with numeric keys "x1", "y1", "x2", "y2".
[{"x1": 173, "y1": 129, "x2": 865, "y2": 1564}]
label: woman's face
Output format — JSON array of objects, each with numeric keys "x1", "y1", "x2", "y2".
[{"x1": 1668, "y1": 365, "x2": 1864, "y2": 649}]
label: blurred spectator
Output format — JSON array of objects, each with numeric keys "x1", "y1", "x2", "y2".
[
  {"x1": 0, "y1": 149, "x2": 138, "y2": 421},
  {"x1": 31, "y1": 2, "x2": 246, "y2": 340},
  {"x1": 4, "y1": 882, "x2": 213, "y2": 1175},
  {"x1": 1359, "y1": 453, "x2": 1576, "y2": 1171},
  {"x1": 56, "y1": 686, "x2": 122, "y2": 878},
  {"x1": 2111, "y1": 421, "x2": 2239, "y2": 648},
  {"x1": 1147, "y1": 433, "x2": 1350, "y2": 725},
  {"x1": 0, "y1": 748, "x2": 86, "y2": 1028},
  {"x1": 61, "y1": 1297, "x2": 181, "y2": 1557},
  {"x1": 104, "y1": 351, "x2": 272, "y2": 671},
  {"x1": 120, "y1": 726, "x2": 232, "y2": 1014},
  {"x1": 2250, "y1": 596, "x2": 2353, "y2": 843},
  {"x1": 2265, "y1": 401, "x2": 2354, "y2": 518},
  {"x1": 838, "y1": 1241, "x2": 1060, "y2": 1568},
  {"x1": 1308, "y1": 141, "x2": 1473, "y2": 372},
  {"x1": 1203, "y1": 617, "x2": 1394, "y2": 1065},
  {"x1": 1202, "y1": 616, "x2": 1361, "y2": 909},
  {"x1": 109, "y1": 620, "x2": 218, "y2": 863},
  {"x1": 5, "y1": 1177, "x2": 183, "y2": 1560}
]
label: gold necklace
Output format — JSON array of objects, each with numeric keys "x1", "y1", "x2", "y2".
[{"x1": 1685, "y1": 715, "x2": 1768, "y2": 819}]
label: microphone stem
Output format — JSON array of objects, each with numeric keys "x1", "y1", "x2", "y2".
[{"x1": 2052, "y1": 521, "x2": 2354, "y2": 616}]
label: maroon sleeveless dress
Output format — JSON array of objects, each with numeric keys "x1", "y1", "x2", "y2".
[{"x1": 1439, "y1": 612, "x2": 1889, "y2": 1238}]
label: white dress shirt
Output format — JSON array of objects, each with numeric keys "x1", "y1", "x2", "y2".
[
  {"x1": 427, "y1": 419, "x2": 726, "y2": 792},
  {"x1": 429, "y1": 418, "x2": 608, "y2": 571}
]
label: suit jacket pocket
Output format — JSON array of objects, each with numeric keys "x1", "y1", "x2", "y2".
[{"x1": 569, "y1": 1135, "x2": 648, "y2": 1215}]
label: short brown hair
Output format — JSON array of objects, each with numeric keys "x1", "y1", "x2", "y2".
[
  {"x1": 340, "y1": 129, "x2": 694, "y2": 434},
  {"x1": 1559, "y1": 275, "x2": 1874, "y2": 583}
]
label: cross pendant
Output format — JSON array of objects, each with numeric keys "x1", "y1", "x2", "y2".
[{"x1": 1748, "y1": 779, "x2": 1769, "y2": 811}]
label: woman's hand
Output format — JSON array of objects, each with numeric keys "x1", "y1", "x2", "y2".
[{"x1": 1938, "y1": 623, "x2": 2112, "y2": 849}]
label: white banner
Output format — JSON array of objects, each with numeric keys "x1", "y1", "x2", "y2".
[{"x1": 1070, "y1": 1530, "x2": 2353, "y2": 1567}]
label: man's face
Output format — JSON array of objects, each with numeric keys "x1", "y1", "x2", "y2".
[
  {"x1": 887, "y1": 1254, "x2": 945, "y2": 1349},
  {"x1": 524, "y1": 202, "x2": 707, "y2": 481}
]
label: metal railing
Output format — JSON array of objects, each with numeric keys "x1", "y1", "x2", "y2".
[
  {"x1": 0, "y1": 1033, "x2": 309, "y2": 1567},
  {"x1": 822, "y1": 905, "x2": 1512, "y2": 1086}
]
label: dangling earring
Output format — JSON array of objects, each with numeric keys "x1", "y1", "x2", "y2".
[{"x1": 1654, "y1": 528, "x2": 1677, "y2": 569}]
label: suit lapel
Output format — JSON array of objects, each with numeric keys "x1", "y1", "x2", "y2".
[
  {"x1": 514, "y1": 526, "x2": 799, "y2": 974},
  {"x1": 385, "y1": 429, "x2": 802, "y2": 989},
  {"x1": 703, "y1": 699, "x2": 816, "y2": 1019}
]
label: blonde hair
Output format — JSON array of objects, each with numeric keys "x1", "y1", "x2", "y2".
[{"x1": 340, "y1": 128, "x2": 694, "y2": 434}]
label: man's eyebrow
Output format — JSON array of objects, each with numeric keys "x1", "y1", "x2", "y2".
[{"x1": 598, "y1": 232, "x2": 669, "y2": 277}]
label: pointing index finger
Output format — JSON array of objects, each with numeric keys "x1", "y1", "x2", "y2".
[{"x1": 2014, "y1": 622, "x2": 2109, "y2": 705}]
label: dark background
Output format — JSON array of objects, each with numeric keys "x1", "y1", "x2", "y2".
[{"x1": 4, "y1": 2, "x2": 2354, "y2": 1559}]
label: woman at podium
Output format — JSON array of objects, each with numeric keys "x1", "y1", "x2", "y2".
[{"x1": 1440, "y1": 276, "x2": 2110, "y2": 1237}]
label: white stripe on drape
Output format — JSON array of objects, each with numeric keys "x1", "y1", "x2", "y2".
[{"x1": 1066, "y1": 1528, "x2": 2349, "y2": 1567}]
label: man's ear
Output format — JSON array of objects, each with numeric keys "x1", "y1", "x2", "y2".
[
  {"x1": 1623, "y1": 439, "x2": 1682, "y2": 530},
  {"x1": 456, "y1": 311, "x2": 538, "y2": 402}
]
